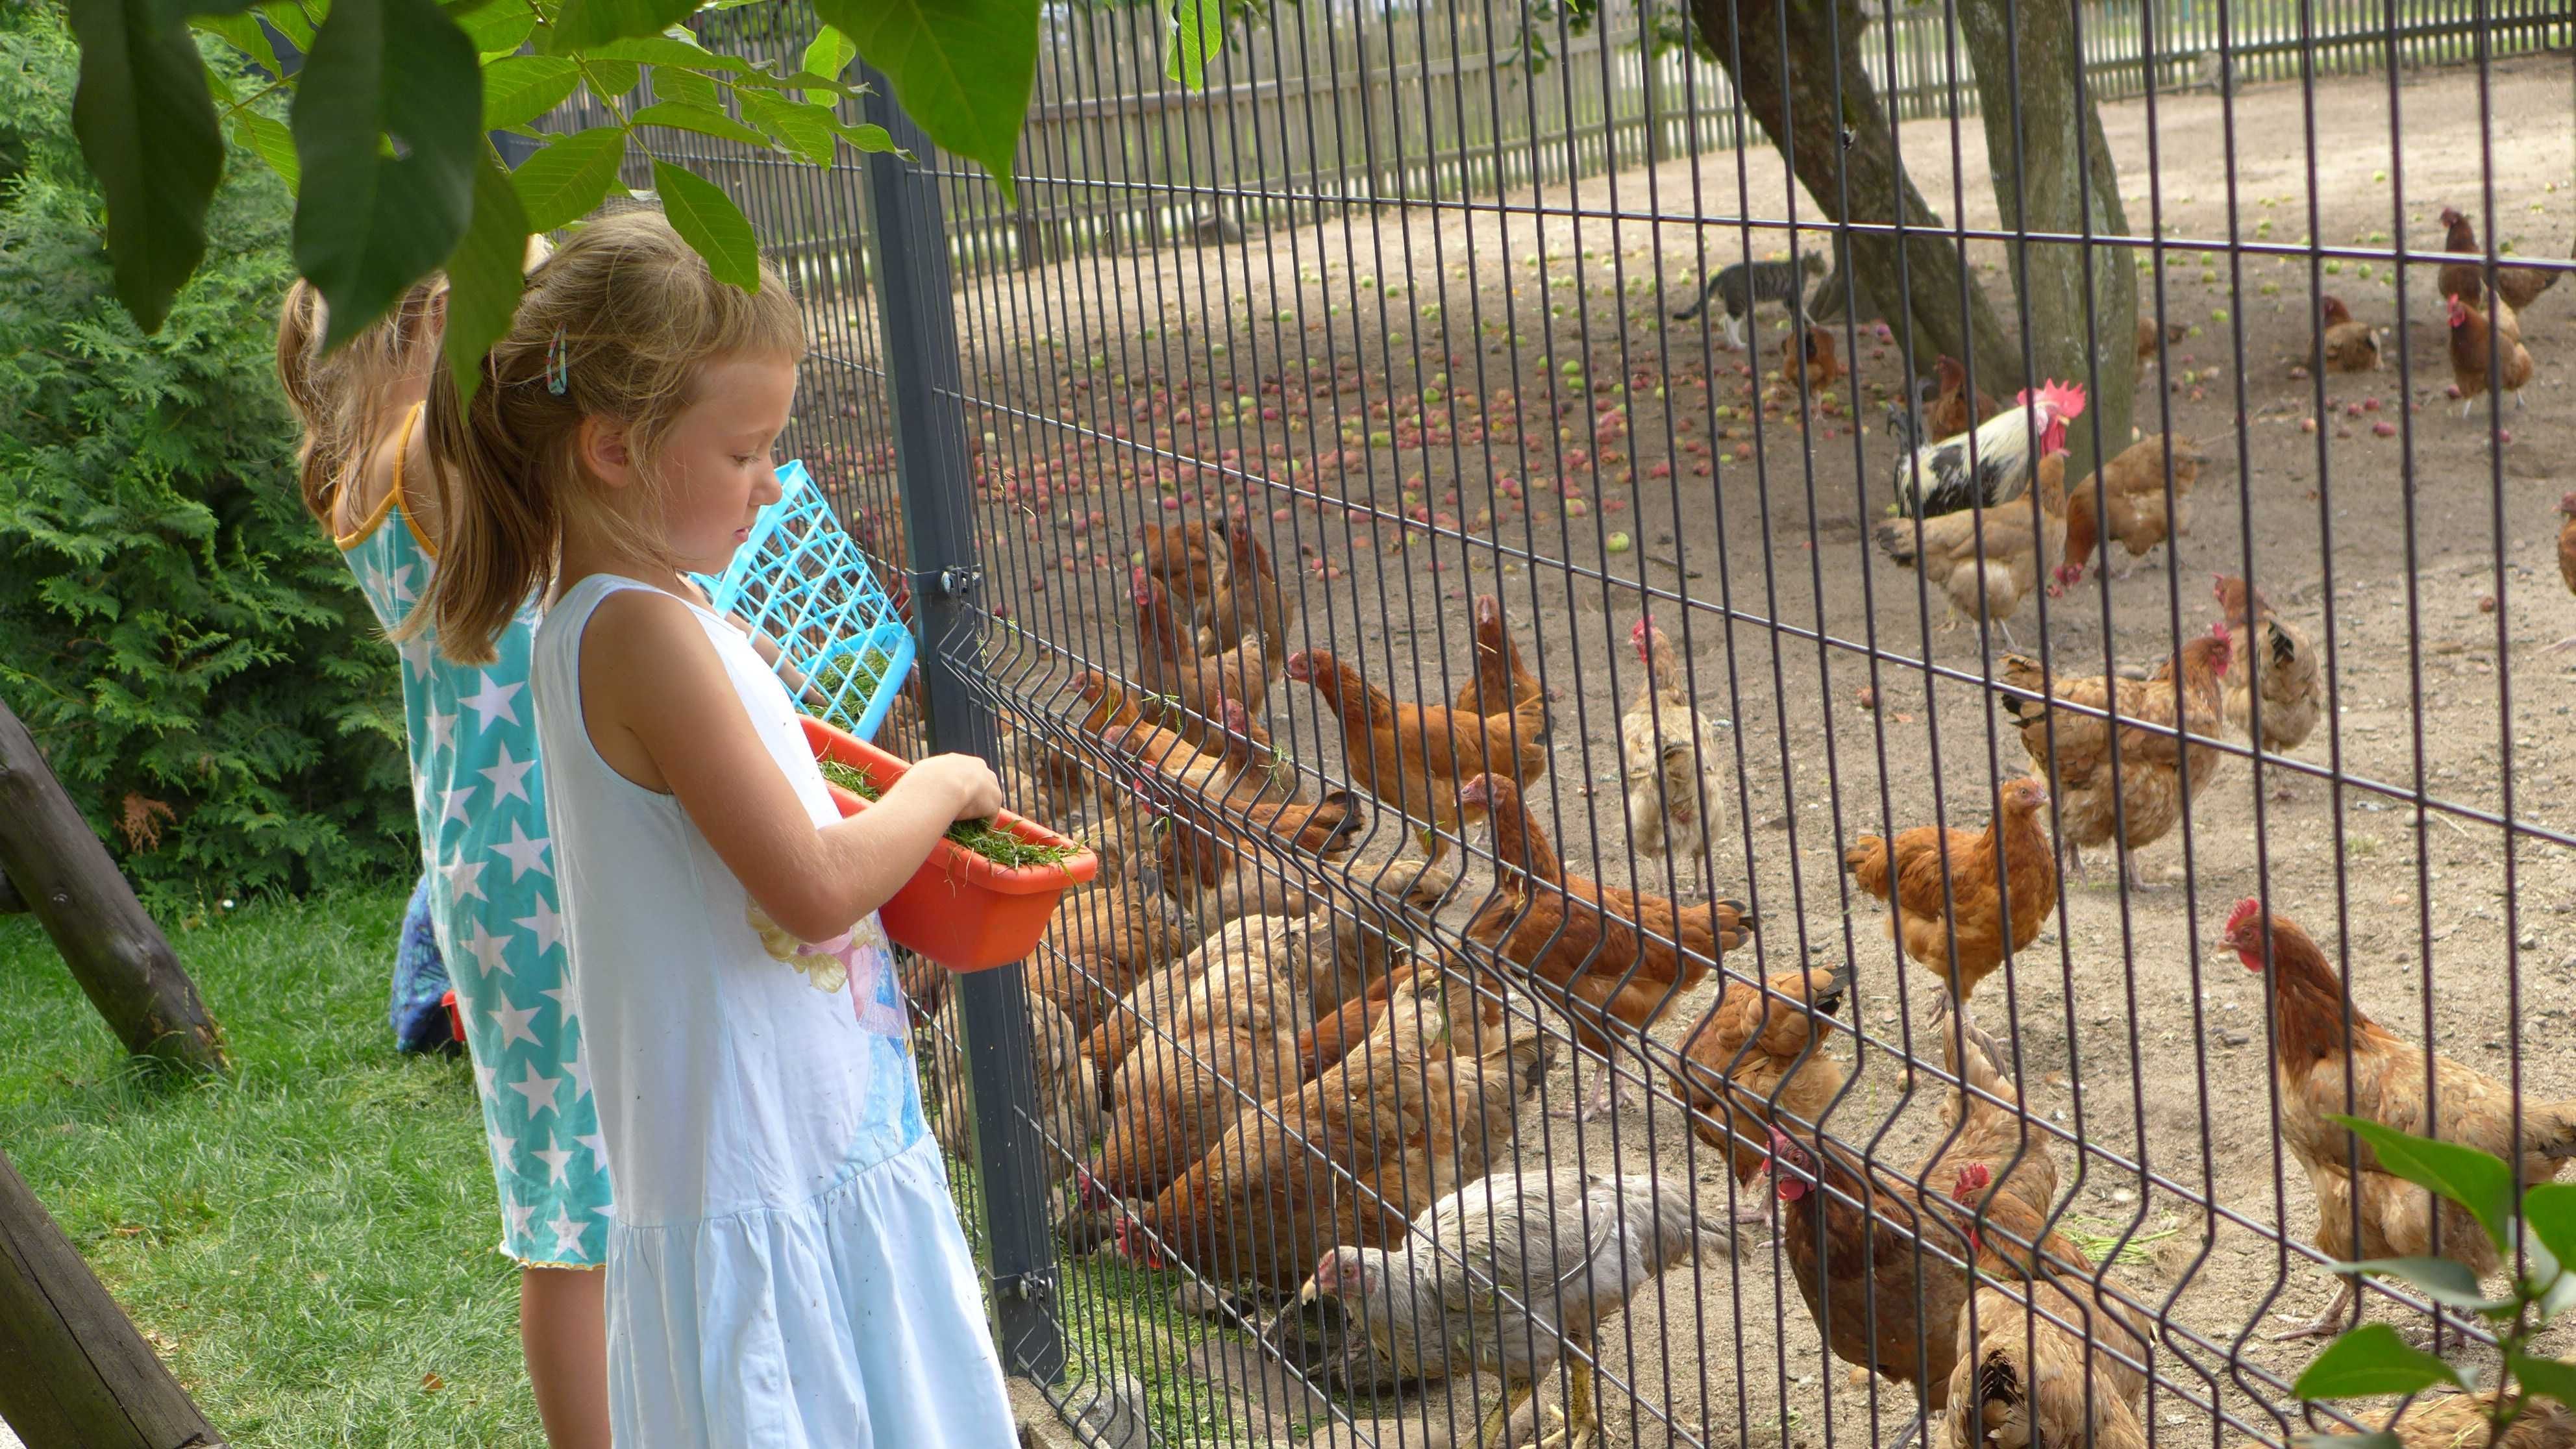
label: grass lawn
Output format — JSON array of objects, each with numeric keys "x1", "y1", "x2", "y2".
[{"x1": 0, "y1": 884, "x2": 541, "y2": 1445}]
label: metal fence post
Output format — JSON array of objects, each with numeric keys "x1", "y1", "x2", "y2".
[{"x1": 854, "y1": 67, "x2": 1065, "y2": 1387}]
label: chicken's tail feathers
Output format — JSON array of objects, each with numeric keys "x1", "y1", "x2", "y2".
[
  {"x1": 1844, "y1": 836, "x2": 1895, "y2": 897},
  {"x1": 1873, "y1": 518, "x2": 1922, "y2": 569},
  {"x1": 2528, "y1": 1099, "x2": 2576, "y2": 1162},
  {"x1": 1970, "y1": 1350, "x2": 2031, "y2": 1449}
]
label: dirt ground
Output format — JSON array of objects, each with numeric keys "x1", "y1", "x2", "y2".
[{"x1": 849, "y1": 53, "x2": 2576, "y2": 1449}]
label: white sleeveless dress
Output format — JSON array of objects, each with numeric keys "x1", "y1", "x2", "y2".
[{"x1": 530, "y1": 573, "x2": 1015, "y2": 1449}]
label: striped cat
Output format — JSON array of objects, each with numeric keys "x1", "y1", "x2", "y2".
[{"x1": 1672, "y1": 251, "x2": 1827, "y2": 349}]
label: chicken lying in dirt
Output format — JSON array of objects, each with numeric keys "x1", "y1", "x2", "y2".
[
  {"x1": 1678, "y1": 965, "x2": 1849, "y2": 1222},
  {"x1": 2316, "y1": 294, "x2": 2384, "y2": 373},
  {"x1": 1998, "y1": 625, "x2": 2232, "y2": 887},
  {"x1": 1622, "y1": 618, "x2": 1728, "y2": 895},
  {"x1": 2062, "y1": 435, "x2": 2205, "y2": 582},
  {"x1": 2135, "y1": 315, "x2": 2188, "y2": 365},
  {"x1": 2447, "y1": 288, "x2": 2534, "y2": 416},
  {"x1": 1117, "y1": 965, "x2": 1547, "y2": 1295},
  {"x1": 1302, "y1": 1169, "x2": 1713, "y2": 1449},
  {"x1": 1288, "y1": 647, "x2": 1548, "y2": 862},
  {"x1": 1462, "y1": 771, "x2": 1756, "y2": 1119},
  {"x1": 1938, "y1": 1161, "x2": 2152, "y2": 1449},
  {"x1": 2214, "y1": 575, "x2": 2322, "y2": 770},
  {"x1": 2244, "y1": 1392, "x2": 2576, "y2": 1449},
  {"x1": 1844, "y1": 777, "x2": 2057, "y2": 1003},
  {"x1": 1875, "y1": 452, "x2": 2069, "y2": 649},
  {"x1": 2225, "y1": 899, "x2": 2576, "y2": 1340}
]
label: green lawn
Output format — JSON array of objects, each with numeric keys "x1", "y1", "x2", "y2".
[{"x1": 0, "y1": 885, "x2": 540, "y2": 1446}]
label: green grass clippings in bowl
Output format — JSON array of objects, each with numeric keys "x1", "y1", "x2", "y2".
[
  {"x1": 815, "y1": 756, "x2": 1080, "y2": 872},
  {"x1": 806, "y1": 648, "x2": 898, "y2": 732}
]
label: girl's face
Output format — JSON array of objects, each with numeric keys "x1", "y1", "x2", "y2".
[{"x1": 654, "y1": 353, "x2": 800, "y2": 576}]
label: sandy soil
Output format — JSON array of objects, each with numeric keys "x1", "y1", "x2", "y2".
[{"x1": 828, "y1": 52, "x2": 2576, "y2": 1449}]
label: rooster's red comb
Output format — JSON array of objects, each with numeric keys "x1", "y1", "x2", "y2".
[
  {"x1": 1951, "y1": 1162, "x2": 1992, "y2": 1200},
  {"x1": 2225, "y1": 897, "x2": 2264, "y2": 938}
]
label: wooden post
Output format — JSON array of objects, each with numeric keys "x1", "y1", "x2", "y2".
[
  {"x1": 0, "y1": 698, "x2": 227, "y2": 1075},
  {"x1": 0, "y1": 1148, "x2": 223, "y2": 1447}
]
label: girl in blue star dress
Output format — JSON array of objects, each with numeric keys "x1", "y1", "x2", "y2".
[{"x1": 413, "y1": 209, "x2": 1017, "y2": 1448}]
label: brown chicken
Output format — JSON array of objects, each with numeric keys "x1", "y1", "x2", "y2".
[
  {"x1": 2135, "y1": 315, "x2": 2188, "y2": 365},
  {"x1": 1844, "y1": 776, "x2": 2058, "y2": 1001},
  {"x1": 1924, "y1": 354, "x2": 2001, "y2": 441},
  {"x1": 2338, "y1": 1393, "x2": 2576, "y2": 1449},
  {"x1": 1139, "y1": 519, "x2": 1220, "y2": 630},
  {"x1": 928, "y1": 988, "x2": 1102, "y2": 1191},
  {"x1": 1131, "y1": 568, "x2": 1270, "y2": 745},
  {"x1": 2447, "y1": 288, "x2": 2534, "y2": 417},
  {"x1": 2214, "y1": 575, "x2": 2322, "y2": 760},
  {"x1": 1078, "y1": 915, "x2": 1296, "y2": 1106},
  {"x1": 2317, "y1": 294, "x2": 2384, "y2": 373},
  {"x1": 1622, "y1": 618, "x2": 1729, "y2": 894},
  {"x1": 1678, "y1": 965, "x2": 1849, "y2": 1220},
  {"x1": 1030, "y1": 862, "x2": 1197, "y2": 1039},
  {"x1": 1461, "y1": 771, "x2": 1755, "y2": 1119},
  {"x1": 1287, "y1": 647, "x2": 1547, "y2": 861},
  {"x1": 1921, "y1": 1002, "x2": 2061, "y2": 1221},
  {"x1": 1997, "y1": 626, "x2": 2232, "y2": 886},
  {"x1": 2551, "y1": 493, "x2": 2576, "y2": 654},
  {"x1": 1202, "y1": 518, "x2": 1292, "y2": 667},
  {"x1": 1938, "y1": 1162, "x2": 2151, "y2": 1449},
  {"x1": 1450, "y1": 592, "x2": 1544, "y2": 718},
  {"x1": 1876, "y1": 452, "x2": 2070, "y2": 649},
  {"x1": 2225, "y1": 899, "x2": 2576, "y2": 1339},
  {"x1": 2062, "y1": 435, "x2": 2204, "y2": 582},
  {"x1": 1766, "y1": 1122, "x2": 1971, "y2": 1446},
  {"x1": 1782, "y1": 323, "x2": 1842, "y2": 396},
  {"x1": 1117, "y1": 966, "x2": 1546, "y2": 1293},
  {"x1": 2438, "y1": 206, "x2": 2563, "y2": 313}
]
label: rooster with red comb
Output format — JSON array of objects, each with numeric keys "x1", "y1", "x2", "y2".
[{"x1": 1889, "y1": 378, "x2": 2087, "y2": 521}]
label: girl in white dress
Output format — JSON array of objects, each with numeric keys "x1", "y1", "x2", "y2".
[{"x1": 408, "y1": 209, "x2": 1017, "y2": 1448}]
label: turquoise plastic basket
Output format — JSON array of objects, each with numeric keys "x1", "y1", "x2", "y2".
[{"x1": 691, "y1": 460, "x2": 915, "y2": 741}]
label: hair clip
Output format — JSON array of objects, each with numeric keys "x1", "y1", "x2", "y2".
[{"x1": 545, "y1": 325, "x2": 570, "y2": 396}]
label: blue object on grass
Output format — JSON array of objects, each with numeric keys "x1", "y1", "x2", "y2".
[
  {"x1": 390, "y1": 872, "x2": 456, "y2": 1054},
  {"x1": 689, "y1": 460, "x2": 915, "y2": 741}
]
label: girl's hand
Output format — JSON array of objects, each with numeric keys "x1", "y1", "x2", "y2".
[{"x1": 902, "y1": 753, "x2": 1002, "y2": 823}]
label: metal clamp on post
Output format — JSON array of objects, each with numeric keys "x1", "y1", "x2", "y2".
[{"x1": 993, "y1": 1268, "x2": 1056, "y2": 1306}]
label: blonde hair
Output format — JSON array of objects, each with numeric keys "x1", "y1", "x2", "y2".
[
  {"x1": 275, "y1": 275, "x2": 448, "y2": 525},
  {"x1": 414, "y1": 210, "x2": 805, "y2": 663}
]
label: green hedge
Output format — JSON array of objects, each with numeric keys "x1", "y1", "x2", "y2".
[{"x1": 0, "y1": 5, "x2": 412, "y2": 915}]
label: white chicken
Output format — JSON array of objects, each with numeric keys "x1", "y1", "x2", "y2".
[
  {"x1": 1890, "y1": 378, "x2": 2088, "y2": 520},
  {"x1": 1622, "y1": 618, "x2": 1728, "y2": 895},
  {"x1": 1304, "y1": 1169, "x2": 1713, "y2": 1449}
]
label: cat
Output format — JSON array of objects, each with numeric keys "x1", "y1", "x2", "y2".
[{"x1": 1672, "y1": 251, "x2": 1827, "y2": 349}]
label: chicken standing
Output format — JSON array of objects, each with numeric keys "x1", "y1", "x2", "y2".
[
  {"x1": 2214, "y1": 575, "x2": 2322, "y2": 762},
  {"x1": 2447, "y1": 288, "x2": 2534, "y2": 416},
  {"x1": 1288, "y1": 647, "x2": 1548, "y2": 862},
  {"x1": 1452, "y1": 593, "x2": 1546, "y2": 718},
  {"x1": 1461, "y1": 771, "x2": 1755, "y2": 1119},
  {"x1": 1998, "y1": 626, "x2": 2232, "y2": 886},
  {"x1": 1032, "y1": 862, "x2": 1196, "y2": 1038},
  {"x1": 2316, "y1": 295, "x2": 2384, "y2": 373},
  {"x1": 1678, "y1": 965, "x2": 1849, "y2": 1222},
  {"x1": 1875, "y1": 452, "x2": 2070, "y2": 649},
  {"x1": 1924, "y1": 355, "x2": 2001, "y2": 441},
  {"x1": 1782, "y1": 323, "x2": 1842, "y2": 397},
  {"x1": 2224, "y1": 899, "x2": 2576, "y2": 1339},
  {"x1": 1621, "y1": 619, "x2": 1728, "y2": 895},
  {"x1": 1304, "y1": 1169, "x2": 1712, "y2": 1449},
  {"x1": 2061, "y1": 435, "x2": 2204, "y2": 582},
  {"x1": 1844, "y1": 776, "x2": 2058, "y2": 1002},
  {"x1": 1889, "y1": 380, "x2": 2088, "y2": 520},
  {"x1": 2437, "y1": 206, "x2": 2564, "y2": 313},
  {"x1": 1204, "y1": 518, "x2": 1292, "y2": 667},
  {"x1": 1131, "y1": 567, "x2": 1270, "y2": 745},
  {"x1": 2551, "y1": 493, "x2": 2576, "y2": 654}
]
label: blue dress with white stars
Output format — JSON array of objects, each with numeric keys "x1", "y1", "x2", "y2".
[{"x1": 336, "y1": 405, "x2": 611, "y2": 1267}]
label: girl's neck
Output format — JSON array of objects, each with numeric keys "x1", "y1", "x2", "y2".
[{"x1": 555, "y1": 524, "x2": 693, "y2": 608}]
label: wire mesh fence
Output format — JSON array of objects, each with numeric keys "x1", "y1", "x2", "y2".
[{"x1": 584, "y1": 1, "x2": 2575, "y2": 1443}]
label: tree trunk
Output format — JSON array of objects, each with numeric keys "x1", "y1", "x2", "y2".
[
  {"x1": 0, "y1": 867, "x2": 22, "y2": 915},
  {"x1": 0, "y1": 1147, "x2": 225, "y2": 1448},
  {"x1": 1688, "y1": 0, "x2": 2022, "y2": 392},
  {"x1": 0, "y1": 699, "x2": 227, "y2": 1075},
  {"x1": 1955, "y1": 0, "x2": 2137, "y2": 480}
]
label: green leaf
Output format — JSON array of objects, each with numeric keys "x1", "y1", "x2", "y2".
[
  {"x1": 583, "y1": 34, "x2": 746, "y2": 68},
  {"x1": 291, "y1": 0, "x2": 484, "y2": 350},
  {"x1": 828, "y1": 118, "x2": 900, "y2": 155},
  {"x1": 69, "y1": 0, "x2": 225, "y2": 333},
  {"x1": 736, "y1": 90, "x2": 835, "y2": 167},
  {"x1": 630, "y1": 102, "x2": 772, "y2": 149},
  {"x1": 2294, "y1": 1323, "x2": 2466, "y2": 1400},
  {"x1": 547, "y1": 0, "x2": 698, "y2": 53},
  {"x1": 582, "y1": 57, "x2": 642, "y2": 98},
  {"x1": 730, "y1": 67, "x2": 858, "y2": 97},
  {"x1": 260, "y1": 0, "x2": 314, "y2": 47},
  {"x1": 194, "y1": 12, "x2": 280, "y2": 73},
  {"x1": 2332, "y1": 1258, "x2": 2513, "y2": 1314},
  {"x1": 456, "y1": 1, "x2": 536, "y2": 54},
  {"x1": 509, "y1": 127, "x2": 628, "y2": 231},
  {"x1": 2331, "y1": 1117, "x2": 2518, "y2": 1254},
  {"x1": 2514, "y1": 1353, "x2": 2576, "y2": 1408},
  {"x1": 815, "y1": 0, "x2": 1037, "y2": 202},
  {"x1": 1163, "y1": 0, "x2": 1222, "y2": 88},
  {"x1": 483, "y1": 55, "x2": 582, "y2": 129},
  {"x1": 649, "y1": 63, "x2": 720, "y2": 109},
  {"x1": 441, "y1": 145, "x2": 531, "y2": 403},
  {"x1": 651, "y1": 160, "x2": 759, "y2": 291},
  {"x1": 800, "y1": 23, "x2": 856, "y2": 105},
  {"x1": 2525, "y1": 1184, "x2": 2576, "y2": 1275},
  {"x1": 230, "y1": 107, "x2": 300, "y2": 188}
]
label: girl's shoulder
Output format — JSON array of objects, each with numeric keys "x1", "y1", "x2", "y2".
[{"x1": 334, "y1": 407, "x2": 442, "y2": 552}]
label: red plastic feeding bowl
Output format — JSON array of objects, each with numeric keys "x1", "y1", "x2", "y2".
[
  {"x1": 441, "y1": 989, "x2": 464, "y2": 1046},
  {"x1": 802, "y1": 717, "x2": 1097, "y2": 971}
]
